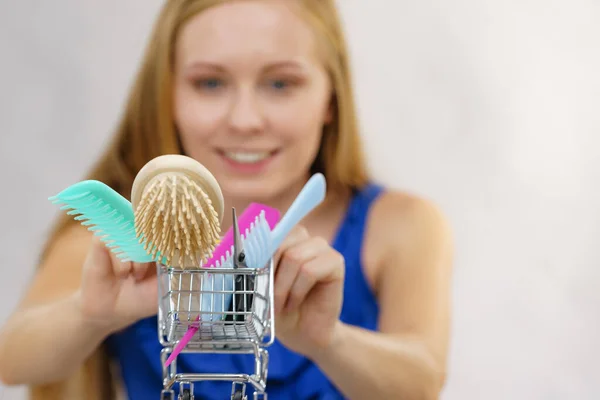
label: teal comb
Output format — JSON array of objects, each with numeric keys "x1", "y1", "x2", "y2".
[{"x1": 48, "y1": 180, "x2": 157, "y2": 263}]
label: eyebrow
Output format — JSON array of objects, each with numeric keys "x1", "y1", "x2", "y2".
[
  {"x1": 184, "y1": 61, "x2": 225, "y2": 72},
  {"x1": 263, "y1": 61, "x2": 307, "y2": 71},
  {"x1": 184, "y1": 60, "x2": 307, "y2": 72}
]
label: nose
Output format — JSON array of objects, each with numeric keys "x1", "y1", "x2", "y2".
[{"x1": 227, "y1": 87, "x2": 264, "y2": 135}]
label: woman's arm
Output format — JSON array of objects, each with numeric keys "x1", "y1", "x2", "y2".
[
  {"x1": 0, "y1": 292, "x2": 114, "y2": 385},
  {"x1": 310, "y1": 193, "x2": 453, "y2": 399},
  {"x1": 0, "y1": 226, "x2": 105, "y2": 385},
  {"x1": 0, "y1": 224, "x2": 157, "y2": 386},
  {"x1": 312, "y1": 323, "x2": 443, "y2": 399}
]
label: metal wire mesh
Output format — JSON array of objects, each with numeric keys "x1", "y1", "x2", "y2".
[{"x1": 157, "y1": 262, "x2": 273, "y2": 348}]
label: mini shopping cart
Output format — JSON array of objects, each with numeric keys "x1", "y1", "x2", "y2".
[{"x1": 157, "y1": 208, "x2": 275, "y2": 400}]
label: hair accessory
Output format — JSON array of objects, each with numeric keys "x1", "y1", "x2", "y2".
[
  {"x1": 131, "y1": 154, "x2": 224, "y2": 268},
  {"x1": 48, "y1": 180, "x2": 155, "y2": 263},
  {"x1": 247, "y1": 172, "x2": 327, "y2": 269}
]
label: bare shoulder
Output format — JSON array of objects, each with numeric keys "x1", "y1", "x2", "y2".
[
  {"x1": 363, "y1": 189, "x2": 453, "y2": 294},
  {"x1": 363, "y1": 189, "x2": 453, "y2": 367},
  {"x1": 19, "y1": 223, "x2": 93, "y2": 309}
]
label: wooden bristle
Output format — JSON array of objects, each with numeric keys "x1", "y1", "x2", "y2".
[{"x1": 134, "y1": 173, "x2": 221, "y2": 268}]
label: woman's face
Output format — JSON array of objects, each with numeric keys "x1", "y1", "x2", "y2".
[{"x1": 173, "y1": 0, "x2": 332, "y2": 203}]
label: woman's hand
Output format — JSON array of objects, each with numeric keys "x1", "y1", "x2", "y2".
[
  {"x1": 272, "y1": 225, "x2": 345, "y2": 359},
  {"x1": 77, "y1": 236, "x2": 158, "y2": 333}
]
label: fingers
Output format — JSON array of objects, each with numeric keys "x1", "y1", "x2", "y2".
[
  {"x1": 89, "y1": 237, "x2": 152, "y2": 281},
  {"x1": 274, "y1": 231, "x2": 341, "y2": 313},
  {"x1": 285, "y1": 250, "x2": 344, "y2": 312},
  {"x1": 273, "y1": 225, "x2": 310, "y2": 269},
  {"x1": 273, "y1": 227, "x2": 309, "y2": 313},
  {"x1": 85, "y1": 236, "x2": 123, "y2": 278},
  {"x1": 87, "y1": 237, "x2": 128, "y2": 278},
  {"x1": 107, "y1": 249, "x2": 132, "y2": 279},
  {"x1": 111, "y1": 256, "x2": 153, "y2": 282},
  {"x1": 132, "y1": 262, "x2": 154, "y2": 282}
]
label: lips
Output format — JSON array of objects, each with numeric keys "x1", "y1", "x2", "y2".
[
  {"x1": 222, "y1": 151, "x2": 271, "y2": 163},
  {"x1": 217, "y1": 149, "x2": 279, "y2": 164},
  {"x1": 213, "y1": 147, "x2": 281, "y2": 175}
]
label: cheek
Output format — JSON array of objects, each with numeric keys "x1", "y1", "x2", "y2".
[
  {"x1": 271, "y1": 93, "x2": 329, "y2": 154},
  {"x1": 174, "y1": 85, "x2": 225, "y2": 143}
]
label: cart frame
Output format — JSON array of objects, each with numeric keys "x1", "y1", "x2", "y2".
[{"x1": 156, "y1": 257, "x2": 275, "y2": 400}]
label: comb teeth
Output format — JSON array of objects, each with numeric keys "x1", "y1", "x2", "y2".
[
  {"x1": 49, "y1": 182, "x2": 155, "y2": 263},
  {"x1": 244, "y1": 211, "x2": 272, "y2": 268},
  {"x1": 208, "y1": 211, "x2": 272, "y2": 269}
]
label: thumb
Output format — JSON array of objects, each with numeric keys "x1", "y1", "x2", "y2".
[
  {"x1": 272, "y1": 249, "x2": 283, "y2": 271},
  {"x1": 85, "y1": 236, "x2": 128, "y2": 279},
  {"x1": 132, "y1": 262, "x2": 154, "y2": 282},
  {"x1": 84, "y1": 237, "x2": 110, "y2": 273}
]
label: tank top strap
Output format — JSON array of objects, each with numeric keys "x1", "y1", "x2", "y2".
[
  {"x1": 332, "y1": 182, "x2": 385, "y2": 331},
  {"x1": 333, "y1": 183, "x2": 385, "y2": 256}
]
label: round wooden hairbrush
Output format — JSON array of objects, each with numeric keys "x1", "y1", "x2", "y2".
[{"x1": 131, "y1": 154, "x2": 224, "y2": 268}]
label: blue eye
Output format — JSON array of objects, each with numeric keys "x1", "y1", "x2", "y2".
[
  {"x1": 270, "y1": 80, "x2": 288, "y2": 90},
  {"x1": 196, "y1": 78, "x2": 223, "y2": 90}
]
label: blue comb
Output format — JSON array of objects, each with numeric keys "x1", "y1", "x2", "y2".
[
  {"x1": 242, "y1": 173, "x2": 327, "y2": 269},
  {"x1": 48, "y1": 180, "x2": 157, "y2": 263}
]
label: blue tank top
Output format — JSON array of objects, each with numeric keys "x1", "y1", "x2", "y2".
[{"x1": 106, "y1": 184, "x2": 384, "y2": 399}]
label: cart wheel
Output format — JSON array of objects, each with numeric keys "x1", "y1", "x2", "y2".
[
  {"x1": 181, "y1": 388, "x2": 192, "y2": 400},
  {"x1": 161, "y1": 392, "x2": 174, "y2": 400}
]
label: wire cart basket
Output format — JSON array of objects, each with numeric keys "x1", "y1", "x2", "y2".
[{"x1": 156, "y1": 255, "x2": 275, "y2": 400}]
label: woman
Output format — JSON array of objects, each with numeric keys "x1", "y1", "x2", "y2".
[{"x1": 0, "y1": 0, "x2": 453, "y2": 399}]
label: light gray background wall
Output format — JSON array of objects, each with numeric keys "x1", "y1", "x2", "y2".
[{"x1": 1, "y1": 1, "x2": 599, "y2": 399}]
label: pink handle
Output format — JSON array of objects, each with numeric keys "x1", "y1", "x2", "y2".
[{"x1": 165, "y1": 319, "x2": 199, "y2": 367}]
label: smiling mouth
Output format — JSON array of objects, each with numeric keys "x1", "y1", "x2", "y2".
[{"x1": 218, "y1": 149, "x2": 279, "y2": 164}]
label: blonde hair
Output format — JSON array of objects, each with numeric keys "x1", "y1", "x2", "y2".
[{"x1": 31, "y1": 0, "x2": 368, "y2": 398}]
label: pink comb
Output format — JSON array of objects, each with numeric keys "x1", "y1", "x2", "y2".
[
  {"x1": 164, "y1": 203, "x2": 281, "y2": 367},
  {"x1": 202, "y1": 202, "x2": 280, "y2": 268}
]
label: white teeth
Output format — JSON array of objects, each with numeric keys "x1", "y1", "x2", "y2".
[{"x1": 224, "y1": 151, "x2": 271, "y2": 163}]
